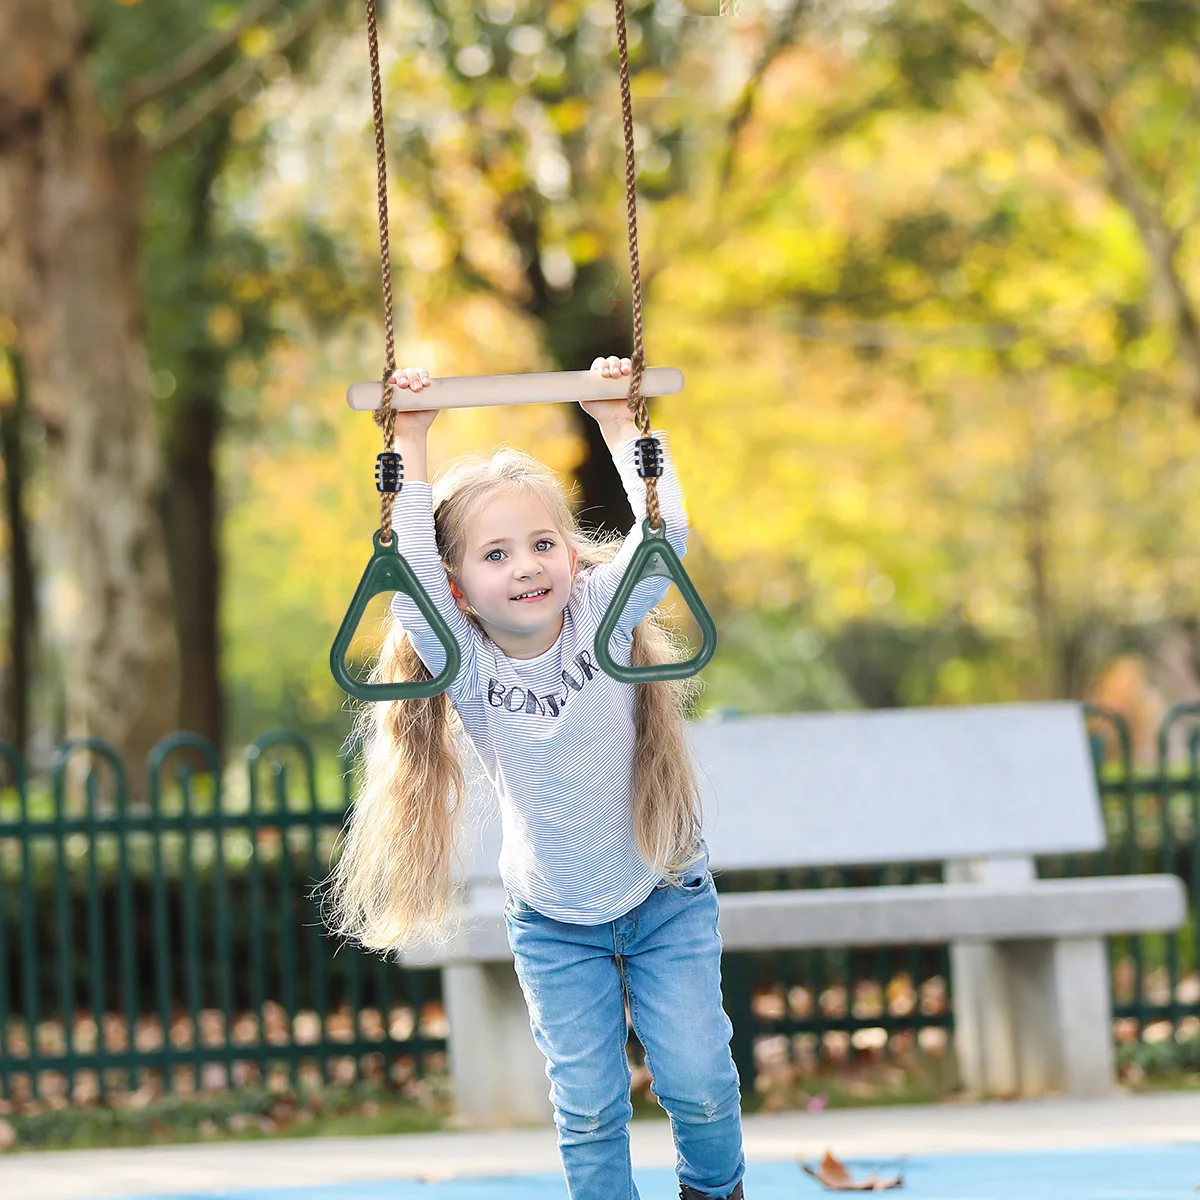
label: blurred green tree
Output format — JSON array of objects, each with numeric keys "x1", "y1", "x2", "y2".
[
  {"x1": 664, "y1": 0, "x2": 1200, "y2": 710},
  {"x1": 0, "y1": 0, "x2": 351, "y2": 768}
]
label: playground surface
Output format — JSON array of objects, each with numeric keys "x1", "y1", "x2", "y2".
[{"x1": 1, "y1": 1090, "x2": 1198, "y2": 1200}]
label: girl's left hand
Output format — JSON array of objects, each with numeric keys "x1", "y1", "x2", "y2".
[{"x1": 580, "y1": 356, "x2": 634, "y2": 424}]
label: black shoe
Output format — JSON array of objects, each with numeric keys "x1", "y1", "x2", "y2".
[{"x1": 679, "y1": 1184, "x2": 744, "y2": 1200}]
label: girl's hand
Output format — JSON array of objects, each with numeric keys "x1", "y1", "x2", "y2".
[
  {"x1": 386, "y1": 367, "x2": 438, "y2": 435},
  {"x1": 580, "y1": 356, "x2": 634, "y2": 425}
]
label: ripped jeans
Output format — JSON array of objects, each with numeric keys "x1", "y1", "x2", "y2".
[{"x1": 503, "y1": 852, "x2": 746, "y2": 1200}]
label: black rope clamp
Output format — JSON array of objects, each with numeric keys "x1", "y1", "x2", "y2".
[
  {"x1": 375, "y1": 451, "x2": 403, "y2": 493},
  {"x1": 634, "y1": 437, "x2": 663, "y2": 479}
]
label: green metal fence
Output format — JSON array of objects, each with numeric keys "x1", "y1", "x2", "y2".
[
  {"x1": 0, "y1": 732, "x2": 444, "y2": 1105},
  {"x1": 1, "y1": 705, "x2": 1197, "y2": 1105},
  {"x1": 1055, "y1": 704, "x2": 1199, "y2": 1032}
]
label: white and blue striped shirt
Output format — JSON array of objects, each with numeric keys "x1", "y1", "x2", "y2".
[{"x1": 390, "y1": 431, "x2": 689, "y2": 924}]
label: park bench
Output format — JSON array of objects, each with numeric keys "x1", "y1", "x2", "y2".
[{"x1": 400, "y1": 702, "x2": 1186, "y2": 1127}]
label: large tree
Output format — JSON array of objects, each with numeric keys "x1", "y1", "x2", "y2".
[
  {"x1": 0, "y1": 347, "x2": 38, "y2": 756},
  {"x1": 0, "y1": 0, "x2": 334, "y2": 771}
]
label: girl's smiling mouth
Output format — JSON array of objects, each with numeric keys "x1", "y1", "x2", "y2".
[{"x1": 512, "y1": 588, "x2": 551, "y2": 602}]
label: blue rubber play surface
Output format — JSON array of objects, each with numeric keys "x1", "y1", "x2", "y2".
[{"x1": 102, "y1": 1142, "x2": 1200, "y2": 1200}]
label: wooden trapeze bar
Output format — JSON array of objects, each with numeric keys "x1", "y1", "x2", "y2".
[{"x1": 345, "y1": 367, "x2": 685, "y2": 412}]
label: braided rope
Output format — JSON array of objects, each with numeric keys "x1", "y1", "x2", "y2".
[
  {"x1": 613, "y1": 0, "x2": 661, "y2": 532},
  {"x1": 365, "y1": 0, "x2": 398, "y2": 544},
  {"x1": 365, "y1": 0, "x2": 662, "y2": 534}
]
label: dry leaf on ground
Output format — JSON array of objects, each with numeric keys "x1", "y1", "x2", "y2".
[{"x1": 800, "y1": 1150, "x2": 904, "y2": 1191}]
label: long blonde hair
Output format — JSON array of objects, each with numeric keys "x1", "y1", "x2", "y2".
[{"x1": 323, "y1": 447, "x2": 705, "y2": 954}]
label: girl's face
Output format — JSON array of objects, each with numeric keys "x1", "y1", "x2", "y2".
[{"x1": 451, "y1": 488, "x2": 578, "y2": 655}]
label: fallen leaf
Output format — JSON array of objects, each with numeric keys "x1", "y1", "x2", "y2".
[{"x1": 800, "y1": 1150, "x2": 903, "y2": 1191}]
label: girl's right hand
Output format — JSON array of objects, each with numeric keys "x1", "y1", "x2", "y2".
[{"x1": 386, "y1": 367, "x2": 438, "y2": 434}]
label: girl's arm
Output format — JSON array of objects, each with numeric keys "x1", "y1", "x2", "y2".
[
  {"x1": 385, "y1": 372, "x2": 479, "y2": 694},
  {"x1": 578, "y1": 369, "x2": 690, "y2": 639}
]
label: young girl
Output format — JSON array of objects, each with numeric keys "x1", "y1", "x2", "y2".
[{"x1": 328, "y1": 356, "x2": 746, "y2": 1200}]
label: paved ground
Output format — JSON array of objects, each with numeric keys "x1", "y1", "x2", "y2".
[{"x1": 1, "y1": 1091, "x2": 1198, "y2": 1200}]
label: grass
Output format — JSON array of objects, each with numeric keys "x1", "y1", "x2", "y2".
[
  {"x1": 6, "y1": 1041, "x2": 1199, "y2": 1157},
  {"x1": 1117, "y1": 1029, "x2": 1200, "y2": 1092},
  {"x1": 3, "y1": 1056, "x2": 959, "y2": 1155},
  {"x1": 1, "y1": 1080, "x2": 448, "y2": 1155},
  {"x1": 628, "y1": 1049, "x2": 963, "y2": 1120}
]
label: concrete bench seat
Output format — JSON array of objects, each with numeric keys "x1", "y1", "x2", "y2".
[
  {"x1": 406, "y1": 874, "x2": 1183, "y2": 967},
  {"x1": 405, "y1": 702, "x2": 1187, "y2": 1126}
]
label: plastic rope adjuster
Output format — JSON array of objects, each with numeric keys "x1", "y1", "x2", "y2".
[
  {"x1": 375, "y1": 451, "x2": 403, "y2": 493},
  {"x1": 634, "y1": 436, "x2": 663, "y2": 479}
]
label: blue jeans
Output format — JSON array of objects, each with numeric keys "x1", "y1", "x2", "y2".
[{"x1": 504, "y1": 855, "x2": 746, "y2": 1200}]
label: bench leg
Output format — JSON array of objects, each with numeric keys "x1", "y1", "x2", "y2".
[
  {"x1": 947, "y1": 856, "x2": 1034, "y2": 1098},
  {"x1": 443, "y1": 962, "x2": 553, "y2": 1127},
  {"x1": 949, "y1": 941, "x2": 1021, "y2": 1098},
  {"x1": 1004, "y1": 937, "x2": 1116, "y2": 1098}
]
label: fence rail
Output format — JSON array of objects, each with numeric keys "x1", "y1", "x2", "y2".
[
  {"x1": 0, "y1": 704, "x2": 1196, "y2": 1104},
  {"x1": 0, "y1": 732, "x2": 444, "y2": 1105}
]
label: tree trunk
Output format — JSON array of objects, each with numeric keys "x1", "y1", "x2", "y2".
[
  {"x1": 495, "y1": 190, "x2": 642, "y2": 535},
  {"x1": 571, "y1": 402, "x2": 636, "y2": 536},
  {"x1": 551, "y1": 273, "x2": 643, "y2": 538},
  {"x1": 559, "y1": 284, "x2": 653, "y2": 537},
  {"x1": 161, "y1": 122, "x2": 231, "y2": 752},
  {"x1": 0, "y1": 1, "x2": 179, "y2": 784},
  {"x1": 164, "y1": 389, "x2": 222, "y2": 748},
  {"x1": 1021, "y1": 435, "x2": 1057, "y2": 699},
  {"x1": 1, "y1": 352, "x2": 37, "y2": 759}
]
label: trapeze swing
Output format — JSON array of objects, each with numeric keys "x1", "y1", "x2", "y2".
[{"x1": 330, "y1": 0, "x2": 718, "y2": 703}]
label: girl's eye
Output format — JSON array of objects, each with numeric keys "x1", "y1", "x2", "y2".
[
  {"x1": 485, "y1": 549, "x2": 504, "y2": 562},
  {"x1": 535, "y1": 538, "x2": 554, "y2": 552}
]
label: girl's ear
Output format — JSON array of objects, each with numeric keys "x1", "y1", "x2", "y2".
[
  {"x1": 569, "y1": 546, "x2": 579, "y2": 575},
  {"x1": 448, "y1": 576, "x2": 469, "y2": 611}
]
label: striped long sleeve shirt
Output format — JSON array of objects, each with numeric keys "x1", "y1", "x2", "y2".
[{"x1": 389, "y1": 430, "x2": 689, "y2": 924}]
